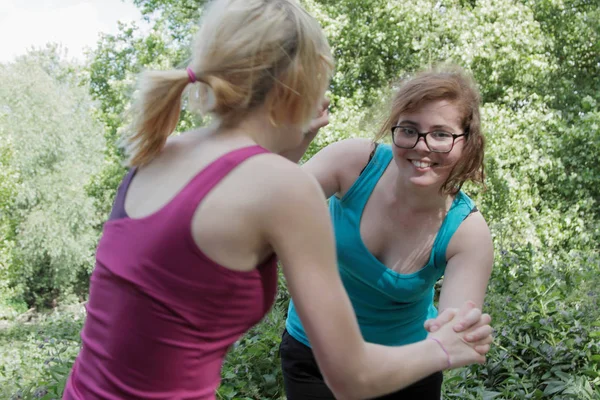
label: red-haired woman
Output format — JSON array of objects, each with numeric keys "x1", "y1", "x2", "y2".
[{"x1": 281, "y1": 66, "x2": 494, "y2": 399}]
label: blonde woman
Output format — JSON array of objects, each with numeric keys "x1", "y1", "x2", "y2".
[{"x1": 63, "y1": 2, "x2": 493, "y2": 399}]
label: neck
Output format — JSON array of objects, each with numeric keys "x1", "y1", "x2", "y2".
[
  {"x1": 214, "y1": 106, "x2": 296, "y2": 154},
  {"x1": 390, "y1": 172, "x2": 452, "y2": 212}
]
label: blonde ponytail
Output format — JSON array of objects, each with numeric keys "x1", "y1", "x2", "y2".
[
  {"x1": 187, "y1": 0, "x2": 333, "y2": 130},
  {"x1": 125, "y1": 69, "x2": 190, "y2": 167},
  {"x1": 124, "y1": 0, "x2": 334, "y2": 167}
]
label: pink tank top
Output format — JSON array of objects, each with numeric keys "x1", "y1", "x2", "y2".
[{"x1": 63, "y1": 146, "x2": 278, "y2": 400}]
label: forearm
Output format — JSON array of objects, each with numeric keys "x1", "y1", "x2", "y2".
[
  {"x1": 438, "y1": 279, "x2": 488, "y2": 312},
  {"x1": 329, "y1": 340, "x2": 447, "y2": 399},
  {"x1": 439, "y1": 297, "x2": 483, "y2": 313},
  {"x1": 279, "y1": 133, "x2": 314, "y2": 163}
]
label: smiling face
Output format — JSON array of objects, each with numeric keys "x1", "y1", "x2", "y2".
[{"x1": 392, "y1": 99, "x2": 466, "y2": 190}]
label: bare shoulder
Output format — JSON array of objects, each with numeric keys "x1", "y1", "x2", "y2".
[
  {"x1": 448, "y1": 210, "x2": 493, "y2": 257},
  {"x1": 316, "y1": 138, "x2": 376, "y2": 167},
  {"x1": 189, "y1": 151, "x2": 326, "y2": 271},
  {"x1": 196, "y1": 151, "x2": 323, "y2": 206},
  {"x1": 249, "y1": 153, "x2": 326, "y2": 202},
  {"x1": 304, "y1": 138, "x2": 378, "y2": 197}
]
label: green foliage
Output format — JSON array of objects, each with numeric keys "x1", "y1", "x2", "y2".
[
  {"x1": 524, "y1": 0, "x2": 600, "y2": 111},
  {"x1": 1, "y1": 0, "x2": 599, "y2": 398},
  {"x1": 440, "y1": 249, "x2": 600, "y2": 399},
  {"x1": 0, "y1": 130, "x2": 20, "y2": 318},
  {"x1": 0, "y1": 279, "x2": 290, "y2": 400},
  {"x1": 133, "y1": 0, "x2": 207, "y2": 42},
  {"x1": 469, "y1": 101, "x2": 599, "y2": 254},
  {"x1": 0, "y1": 306, "x2": 84, "y2": 400},
  {"x1": 0, "y1": 46, "x2": 105, "y2": 309},
  {"x1": 4, "y1": 265, "x2": 598, "y2": 399}
]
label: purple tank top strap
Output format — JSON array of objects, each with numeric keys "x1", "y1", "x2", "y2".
[
  {"x1": 170, "y1": 145, "x2": 270, "y2": 218},
  {"x1": 109, "y1": 168, "x2": 138, "y2": 221},
  {"x1": 108, "y1": 145, "x2": 269, "y2": 223}
]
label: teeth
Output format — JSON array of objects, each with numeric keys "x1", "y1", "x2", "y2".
[{"x1": 411, "y1": 160, "x2": 432, "y2": 168}]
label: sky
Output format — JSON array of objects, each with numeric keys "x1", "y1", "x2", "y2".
[{"x1": 0, "y1": 0, "x2": 146, "y2": 63}]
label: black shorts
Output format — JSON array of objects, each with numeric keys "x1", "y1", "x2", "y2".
[{"x1": 279, "y1": 329, "x2": 443, "y2": 399}]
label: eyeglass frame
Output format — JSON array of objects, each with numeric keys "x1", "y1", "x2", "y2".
[{"x1": 390, "y1": 125, "x2": 467, "y2": 153}]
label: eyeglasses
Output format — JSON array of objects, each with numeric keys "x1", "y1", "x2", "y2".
[{"x1": 390, "y1": 125, "x2": 466, "y2": 153}]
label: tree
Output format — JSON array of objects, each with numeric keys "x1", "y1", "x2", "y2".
[
  {"x1": 524, "y1": 0, "x2": 600, "y2": 111},
  {"x1": 0, "y1": 45, "x2": 105, "y2": 308}
]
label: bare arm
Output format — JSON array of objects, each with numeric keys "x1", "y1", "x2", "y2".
[
  {"x1": 277, "y1": 136, "x2": 374, "y2": 206},
  {"x1": 279, "y1": 98, "x2": 330, "y2": 163},
  {"x1": 279, "y1": 98, "x2": 374, "y2": 200},
  {"x1": 425, "y1": 212, "x2": 494, "y2": 335},
  {"x1": 438, "y1": 212, "x2": 494, "y2": 311},
  {"x1": 259, "y1": 160, "x2": 491, "y2": 399}
]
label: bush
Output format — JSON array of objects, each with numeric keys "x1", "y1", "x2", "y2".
[
  {"x1": 0, "y1": 306, "x2": 84, "y2": 400},
  {"x1": 442, "y1": 249, "x2": 600, "y2": 399}
]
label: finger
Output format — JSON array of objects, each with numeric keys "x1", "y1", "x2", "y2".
[
  {"x1": 476, "y1": 313, "x2": 492, "y2": 327},
  {"x1": 472, "y1": 333, "x2": 494, "y2": 347},
  {"x1": 308, "y1": 113, "x2": 330, "y2": 133},
  {"x1": 469, "y1": 330, "x2": 494, "y2": 356},
  {"x1": 425, "y1": 308, "x2": 457, "y2": 332},
  {"x1": 474, "y1": 344, "x2": 490, "y2": 355},
  {"x1": 424, "y1": 309, "x2": 454, "y2": 332},
  {"x1": 453, "y1": 300, "x2": 477, "y2": 327},
  {"x1": 454, "y1": 307, "x2": 481, "y2": 332},
  {"x1": 456, "y1": 300, "x2": 477, "y2": 318},
  {"x1": 315, "y1": 98, "x2": 330, "y2": 116},
  {"x1": 464, "y1": 352, "x2": 486, "y2": 366},
  {"x1": 464, "y1": 325, "x2": 493, "y2": 342},
  {"x1": 423, "y1": 319, "x2": 433, "y2": 331},
  {"x1": 424, "y1": 319, "x2": 436, "y2": 332},
  {"x1": 316, "y1": 114, "x2": 329, "y2": 128},
  {"x1": 460, "y1": 313, "x2": 492, "y2": 332}
]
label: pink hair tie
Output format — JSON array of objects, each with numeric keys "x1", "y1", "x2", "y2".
[
  {"x1": 428, "y1": 337, "x2": 451, "y2": 369},
  {"x1": 186, "y1": 67, "x2": 197, "y2": 83}
]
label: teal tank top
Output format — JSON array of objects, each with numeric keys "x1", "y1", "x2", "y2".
[{"x1": 285, "y1": 144, "x2": 476, "y2": 347}]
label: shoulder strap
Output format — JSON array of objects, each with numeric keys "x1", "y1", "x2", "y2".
[
  {"x1": 432, "y1": 191, "x2": 477, "y2": 270},
  {"x1": 339, "y1": 143, "x2": 392, "y2": 207},
  {"x1": 359, "y1": 142, "x2": 379, "y2": 175},
  {"x1": 160, "y1": 145, "x2": 270, "y2": 221},
  {"x1": 109, "y1": 168, "x2": 137, "y2": 221}
]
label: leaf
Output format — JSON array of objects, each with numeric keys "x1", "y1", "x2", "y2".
[
  {"x1": 543, "y1": 380, "x2": 566, "y2": 395},
  {"x1": 482, "y1": 390, "x2": 503, "y2": 400}
]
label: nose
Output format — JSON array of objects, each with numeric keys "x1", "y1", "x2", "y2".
[{"x1": 413, "y1": 137, "x2": 430, "y2": 152}]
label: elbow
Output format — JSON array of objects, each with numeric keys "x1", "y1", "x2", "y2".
[{"x1": 322, "y1": 369, "x2": 372, "y2": 400}]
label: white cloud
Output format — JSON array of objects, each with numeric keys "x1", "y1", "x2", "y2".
[{"x1": 0, "y1": 0, "x2": 145, "y2": 62}]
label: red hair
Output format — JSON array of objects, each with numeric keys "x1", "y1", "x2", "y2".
[{"x1": 376, "y1": 66, "x2": 485, "y2": 195}]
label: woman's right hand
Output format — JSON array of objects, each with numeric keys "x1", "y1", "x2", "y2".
[
  {"x1": 427, "y1": 301, "x2": 493, "y2": 369},
  {"x1": 305, "y1": 97, "x2": 330, "y2": 139},
  {"x1": 280, "y1": 97, "x2": 330, "y2": 163}
]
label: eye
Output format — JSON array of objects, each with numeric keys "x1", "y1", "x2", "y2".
[
  {"x1": 399, "y1": 127, "x2": 417, "y2": 136},
  {"x1": 431, "y1": 131, "x2": 452, "y2": 139}
]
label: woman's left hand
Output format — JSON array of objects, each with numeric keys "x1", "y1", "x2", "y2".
[{"x1": 424, "y1": 301, "x2": 492, "y2": 347}]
